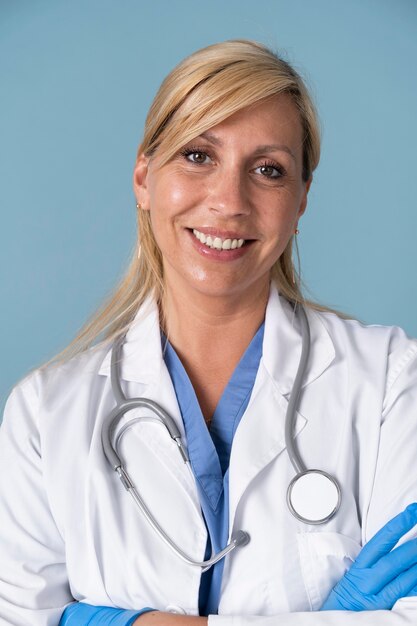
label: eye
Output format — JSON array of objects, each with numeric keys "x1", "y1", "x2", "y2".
[
  {"x1": 255, "y1": 161, "x2": 285, "y2": 179},
  {"x1": 179, "y1": 147, "x2": 212, "y2": 165}
]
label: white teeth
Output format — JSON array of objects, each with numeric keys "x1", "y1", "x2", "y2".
[{"x1": 192, "y1": 229, "x2": 246, "y2": 250}]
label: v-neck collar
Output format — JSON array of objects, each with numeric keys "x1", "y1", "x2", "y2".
[
  {"x1": 210, "y1": 323, "x2": 264, "y2": 474},
  {"x1": 161, "y1": 322, "x2": 264, "y2": 511}
]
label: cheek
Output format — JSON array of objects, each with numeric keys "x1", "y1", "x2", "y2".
[
  {"x1": 149, "y1": 171, "x2": 200, "y2": 211},
  {"x1": 261, "y1": 208, "x2": 297, "y2": 241},
  {"x1": 157, "y1": 184, "x2": 188, "y2": 210},
  {"x1": 257, "y1": 213, "x2": 297, "y2": 266},
  {"x1": 169, "y1": 182, "x2": 191, "y2": 206}
]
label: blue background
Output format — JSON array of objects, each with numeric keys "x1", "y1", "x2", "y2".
[{"x1": 1, "y1": 0, "x2": 416, "y2": 411}]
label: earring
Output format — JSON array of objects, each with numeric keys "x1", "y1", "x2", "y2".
[
  {"x1": 292, "y1": 229, "x2": 301, "y2": 285},
  {"x1": 136, "y1": 204, "x2": 142, "y2": 259}
]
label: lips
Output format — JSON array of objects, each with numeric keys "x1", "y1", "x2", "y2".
[{"x1": 186, "y1": 227, "x2": 255, "y2": 261}]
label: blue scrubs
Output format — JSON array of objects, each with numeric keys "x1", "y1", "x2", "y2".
[{"x1": 59, "y1": 323, "x2": 264, "y2": 624}]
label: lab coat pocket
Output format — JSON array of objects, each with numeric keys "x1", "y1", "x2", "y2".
[{"x1": 297, "y1": 531, "x2": 362, "y2": 610}]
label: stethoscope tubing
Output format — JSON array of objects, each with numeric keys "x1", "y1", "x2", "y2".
[
  {"x1": 101, "y1": 334, "x2": 249, "y2": 570},
  {"x1": 284, "y1": 303, "x2": 310, "y2": 474},
  {"x1": 101, "y1": 302, "x2": 342, "y2": 569},
  {"x1": 283, "y1": 304, "x2": 342, "y2": 524}
]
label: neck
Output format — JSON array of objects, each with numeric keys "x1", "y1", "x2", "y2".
[
  {"x1": 161, "y1": 279, "x2": 270, "y2": 359},
  {"x1": 160, "y1": 278, "x2": 270, "y2": 423}
]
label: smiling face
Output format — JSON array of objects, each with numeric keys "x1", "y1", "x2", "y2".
[{"x1": 133, "y1": 94, "x2": 311, "y2": 306}]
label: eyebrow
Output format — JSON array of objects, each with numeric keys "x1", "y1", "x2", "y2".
[{"x1": 199, "y1": 130, "x2": 296, "y2": 162}]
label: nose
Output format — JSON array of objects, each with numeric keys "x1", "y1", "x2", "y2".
[{"x1": 208, "y1": 168, "x2": 251, "y2": 217}]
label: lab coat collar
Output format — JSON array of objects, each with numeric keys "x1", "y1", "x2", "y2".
[
  {"x1": 98, "y1": 295, "x2": 164, "y2": 383},
  {"x1": 98, "y1": 284, "x2": 336, "y2": 391},
  {"x1": 97, "y1": 285, "x2": 336, "y2": 533},
  {"x1": 262, "y1": 286, "x2": 335, "y2": 395},
  {"x1": 226, "y1": 287, "x2": 335, "y2": 535}
]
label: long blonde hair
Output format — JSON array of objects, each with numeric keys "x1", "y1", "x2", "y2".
[{"x1": 44, "y1": 39, "x2": 339, "y2": 368}]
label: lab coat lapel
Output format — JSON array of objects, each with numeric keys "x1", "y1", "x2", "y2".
[
  {"x1": 228, "y1": 286, "x2": 336, "y2": 535},
  {"x1": 98, "y1": 296, "x2": 169, "y2": 389},
  {"x1": 261, "y1": 287, "x2": 336, "y2": 396},
  {"x1": 98, "y1": 298, "x2": 200, "y2": 512},
  {"x1": 97, "y1": 287, "x2": 336, "y2": 533}
]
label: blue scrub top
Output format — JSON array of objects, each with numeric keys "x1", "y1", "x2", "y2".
[
  {"x1": 59, "y1": 322, "x2": 264, "y2": 625},
  {"x1": 162, "y1": 322, "x2": 264, "y2": 615}
]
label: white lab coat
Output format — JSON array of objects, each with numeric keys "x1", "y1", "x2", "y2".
[{"x1": 1, "y1": 285, "x2": 417, "y2": 626}]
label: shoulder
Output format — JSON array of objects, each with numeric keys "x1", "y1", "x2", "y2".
[
  {"x1": 313, "y1": 308, "x2": 417, "y2": 360},
  {"x1": 4, "y1": 296, "x2": 159, "y2": 429},
  {"x1": 4, "y1": 340, "x2": 112, "y2": 428},
  {"x1": 311, "y1": 307, "x2": 417, "y2": 395}
]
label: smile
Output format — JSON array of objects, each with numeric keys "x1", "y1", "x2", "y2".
[{"x1": 192, "y1": 229, "x2": 245, "y2": 250}]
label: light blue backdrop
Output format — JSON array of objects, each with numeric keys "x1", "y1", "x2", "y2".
[{"x1": 1, "y1": 0, "x2": 416, "y2": 412}]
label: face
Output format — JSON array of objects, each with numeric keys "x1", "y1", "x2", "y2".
[{"x1": 133, "y1": 94, "x2": 311, "y2": 303}]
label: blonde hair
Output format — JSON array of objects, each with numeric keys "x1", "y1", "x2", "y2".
[{"x1": 44, "y1": 39, "x2": 340, "y2": 368}]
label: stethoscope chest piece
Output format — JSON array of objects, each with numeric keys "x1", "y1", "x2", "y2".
[
  {"x1": 287, "y1": 470, "x2": 341, "y2": 525},
  {"x1": 103, "y1": 303, "x2": 343, "y2": 572}
]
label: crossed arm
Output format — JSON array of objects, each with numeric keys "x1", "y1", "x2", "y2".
[
  {"x1": 134, "y1": 614, "x2": 206, "y2": 625},
  {"x1": 2, "y1": 344, "x2": 417, "y2": 625},
  {"x1": 60, "y1": 504, "x2": 417, "y2": 625}
]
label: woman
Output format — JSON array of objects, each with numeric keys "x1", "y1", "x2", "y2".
[{"x1": 1, "y1": 40, "x2": 417, "y2": 626}]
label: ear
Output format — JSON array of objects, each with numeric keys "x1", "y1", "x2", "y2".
[
  {"x1": 133, "y1": 153, "x2": 150, "y2": 210},
  {"x1": 297, "y1": 175, "x2": 312, "y2": 222}
]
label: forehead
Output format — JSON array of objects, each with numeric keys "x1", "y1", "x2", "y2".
[{"x1": 194, "y1": 94, "x2": 303, "y2": 151}]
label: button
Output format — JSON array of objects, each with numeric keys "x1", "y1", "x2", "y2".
[{"x1": 165, "y1": 605, "x2": 186, "y2": 614}]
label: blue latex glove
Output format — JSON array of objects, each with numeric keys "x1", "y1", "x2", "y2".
[
  {"x1": 321, "y1": 503, "x2": 417, "y2": 611},
  {"x1": 59, "y1": 603, "x2": 155, "y2": 625}
]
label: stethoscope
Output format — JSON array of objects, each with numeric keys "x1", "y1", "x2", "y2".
[{"x1": 101, "y1": 303, "x2": 341, "y2": 571}]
